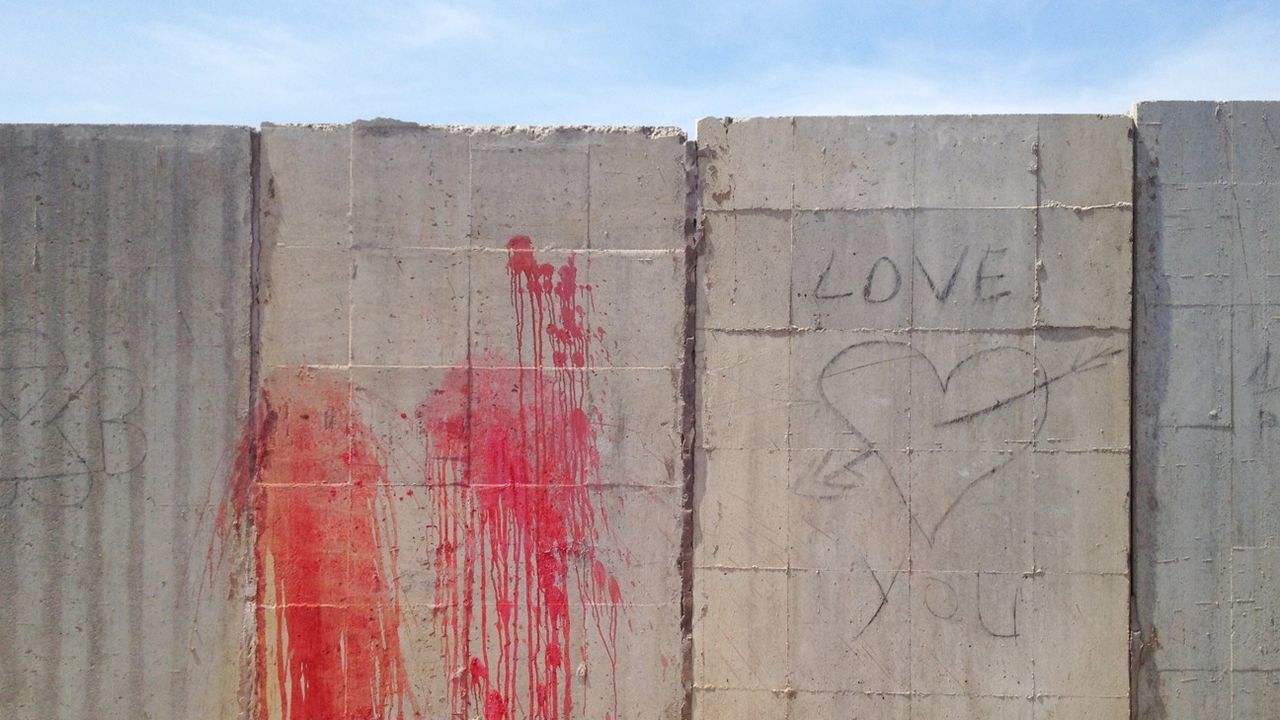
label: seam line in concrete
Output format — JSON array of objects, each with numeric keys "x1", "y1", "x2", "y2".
[
  {"x1": 678, "y1": 136, "x2": 701, "y2": 720},
  {"x1": 244, "y1": 126, "x2": 265, "y2": 717},
  {"x1": 248, "y1": 129, "x2": 263, "y2": 418},
  {"x1": 1126, "y1": 112, "x2": 1142, "y2": 720}
]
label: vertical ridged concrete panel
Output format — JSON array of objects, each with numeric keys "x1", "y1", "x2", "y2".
[
  {"x1": 694, "y1": 115, "x2": 1132, "y2": 719},
  {"x1": 248, "y1": 122, "x2": 689, "y2": 718},
  {"x1": 1133, "y1": 101, "x2": 1280, "y2": 718},
  {"x1": 0, "y1": 126, "x2": 252, "y2": 718}
]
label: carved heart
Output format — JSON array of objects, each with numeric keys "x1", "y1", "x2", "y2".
[
  {"x1": 795, "y1": 338, "x2": 1121, "y2": 639},
  {"x1": 801, "y1": 340, "x2": 1047, "y2": 547}
]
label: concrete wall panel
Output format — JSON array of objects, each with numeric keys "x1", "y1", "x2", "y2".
[
  {"x1": 1133, "y1": 101, "x2": 1280, "y2": 718},
  {"x1": 250, "y1": 122, "x2": 690, "y2": 719},
  {"x1": 694, "y1": 115, "x2": 1133, "y2": 718},
  {"x1": 0, "y1": 125, "x2": 253, "y2": 718}
]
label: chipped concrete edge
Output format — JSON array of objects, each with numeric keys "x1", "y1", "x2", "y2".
[
  {"x1": 262, "y1": 119, "x2": 688, "y2": 139},
  {"x1": 678, "y1": 136, "x2": 702, "y2": 720}
]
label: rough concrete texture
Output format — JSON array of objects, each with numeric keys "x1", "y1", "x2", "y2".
[
  {"x1": 9, "y1": 107, "x2": 1276, "y2": 720},
  {"x1": 252, "y1": 122, "x2": 690, "y2": 718},
  {"x1": 1133, "y1": 101, "x2": 1280, "y2": 717},
  {"x1": 694, "y1": 115, "x2": 1133, "y2": 718},
  {"x1": 0, "y1": 126, "x2": 252, "y2": 717}
]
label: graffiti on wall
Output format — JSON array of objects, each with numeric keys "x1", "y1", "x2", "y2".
[
  {"x1": 212, "y1": 237, "x2": 620, "y2": 720},
  {"x1": 0, "y1": 328, "x2": 147, "y2": 508},
  {"x1": 218, "y1": 370, "x2": 416, "y2": 719},
  {"x1": 424, "y1": 236, "x2": 621, "y2": 720}
]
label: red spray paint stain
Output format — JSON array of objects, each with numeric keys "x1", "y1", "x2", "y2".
[
  {"x1": 218, "y1": 369, "x2": 417, "y2": 720},
  {"x1": 422, "y1": 236, "x2": 621, "y2": 720}
]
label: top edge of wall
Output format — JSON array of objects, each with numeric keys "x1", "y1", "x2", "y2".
[
  {"x1": 1134, "y1": 99, "x2": 1280, "y2": 108},
  {"x1": 261, "y1": 119, "x2": 688, "y2": 140},
  {"x1": 697, "y1": 113, "x2": 1135, "y2": 124},
  {"x1": 1131, "y1": 98, "x2": 1280, "y2": 117},
  {"x1": 0, "y1": 123, "x2": 254, "y2": 132},
  {"x1": 0, "y1": 124, "x2": 253, "y2": 151}
]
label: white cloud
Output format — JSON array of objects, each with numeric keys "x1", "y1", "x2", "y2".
[
  {"x1": 141, "y1": 18, "x2": 323, "y2": 86},
  {"x1": 605, "y1": 7, "x2": 1280, "y2": 132},
  {"x1": 22, "y1": 1, "x2": 1274, "y2": 127},
  {"x1": 394, "y1": 2, "x2": 496, "y2": 48},
  {"x1": 132, "y1": 16, "x2": 349, "y2": 120},
  {"x1": 1112, "y1": 12, "x2": 1280, "y2": 103}
]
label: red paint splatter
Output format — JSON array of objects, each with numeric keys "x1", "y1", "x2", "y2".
[
  {"x1": 421, "y1": 236, "x2": 621, "y2": 720},
  {"x1": 218, "y1": 369, "x2": 418, "y2": 720}
]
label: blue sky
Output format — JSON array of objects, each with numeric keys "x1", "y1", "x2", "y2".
[{"x1": 3, "y1": 1, "x2": 1278, "y2": 131}]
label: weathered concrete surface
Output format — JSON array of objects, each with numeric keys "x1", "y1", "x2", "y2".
[
  {"x1": 20, "y1": 108, "x2": 1280, "y2": 719},
  {"x1": 0, "y1": 126, "x2": 252, "y2": 718},
  {"x1": 1133, "y1": 101, "x2": 1280, "y2": 718},
  {"x1": 694, "y1": 115, "x2": 1132, "y2": 718},
  {"x1": 254, "y1": 122, "x2": 689, "y2": 718}
]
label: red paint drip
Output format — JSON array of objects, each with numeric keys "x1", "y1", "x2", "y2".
[
  {"x1": 422, "y1": 236, "x2": 620, "y2": 720},
  {"x1": 219, "y1": 369, "x2": 417, "y2": 720}
]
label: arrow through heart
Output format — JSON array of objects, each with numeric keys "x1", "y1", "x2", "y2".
[
  {"x1": 796, "y1": 338, "x2": 1121, "y2": 638},
  {"x1": 802, "y1": 339, "x2": 1122, "y2": 546}
]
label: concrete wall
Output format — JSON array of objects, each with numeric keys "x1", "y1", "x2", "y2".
[
  {"x1": 0, "y1": 107, "x2": 1276, "y2": 720},
  {"x1": 0, "y1": 126, "x2": 252, "y2": 717},
  {"x1": 1133, "y1": 101, "x2": 1280, "y2": 717},
  {"x1": 252, "y1": 122, "x2": 690, "y2": 718},
  {"x1": 693, "y1": 116, "x2": 1132, "y2": 719}
]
